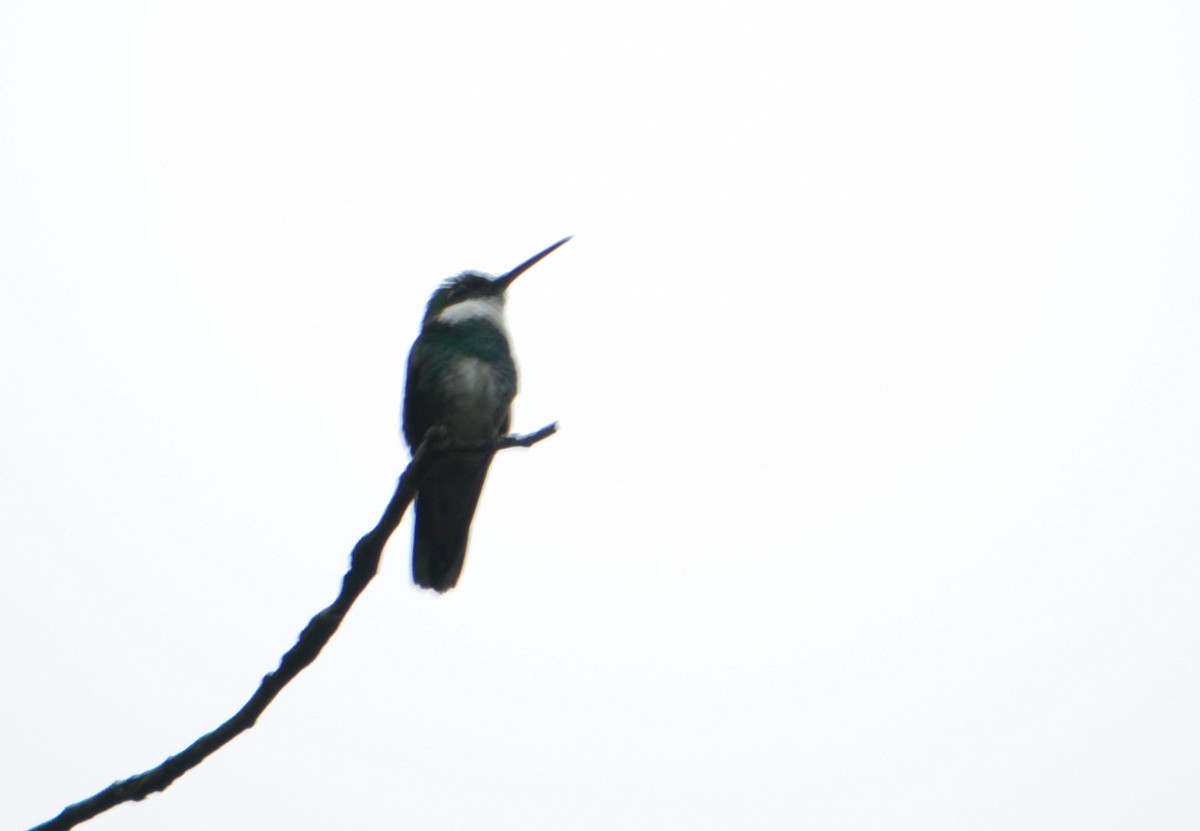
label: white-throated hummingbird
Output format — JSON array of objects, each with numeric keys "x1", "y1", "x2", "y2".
[{"x1": 402, "y1": 236, "x2": 570, "y2": 592}]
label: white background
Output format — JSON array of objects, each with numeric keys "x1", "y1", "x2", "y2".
[{"x1": 3, "y1": 2, "x2": 1198, "y2": 829}]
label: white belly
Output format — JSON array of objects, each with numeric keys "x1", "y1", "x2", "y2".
[{"x1": 444, "y1": 356, "x2": 506, "y2": 439}]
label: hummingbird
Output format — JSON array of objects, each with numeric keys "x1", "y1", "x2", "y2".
[{"x1": 403, "y1": 236, "x2": 570, "y2": 592}]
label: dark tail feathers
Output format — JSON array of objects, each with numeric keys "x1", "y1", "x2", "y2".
[{"x1": 411, "y1": 457, "x2": 491, "y2": 592}]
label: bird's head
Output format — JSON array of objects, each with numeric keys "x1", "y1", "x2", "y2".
[{"x1": 421, "y1": 236, "x2": 572, "y2": 326}]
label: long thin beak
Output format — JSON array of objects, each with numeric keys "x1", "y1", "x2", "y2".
[{"x1": 494, "y1": 236, "x2": 572, "y2": 290}]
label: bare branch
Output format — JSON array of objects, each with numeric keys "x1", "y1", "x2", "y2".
[
  {"x1": 28, "y1": 423, "x2": 557, "y2": 831},
  {"x1": 496, "y1": 422, "x2": 559, "y2": 448}
]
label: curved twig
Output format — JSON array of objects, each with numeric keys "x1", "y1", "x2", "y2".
[{"x1": 28, "y1": 423, "x2": 557, "y2": 831}]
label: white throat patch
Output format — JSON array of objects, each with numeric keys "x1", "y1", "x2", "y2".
[{"x1": 435, "y1": 296, "x2": 507, "y2": 332}]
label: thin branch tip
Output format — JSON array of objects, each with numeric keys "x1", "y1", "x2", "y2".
[{"x1": 502, "y1": 421, "x2": 559, "y2": 448}]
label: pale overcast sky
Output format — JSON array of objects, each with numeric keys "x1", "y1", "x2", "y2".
[{"x1": 3, "y1": 2, "x2": 1199, "y2": 829}]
